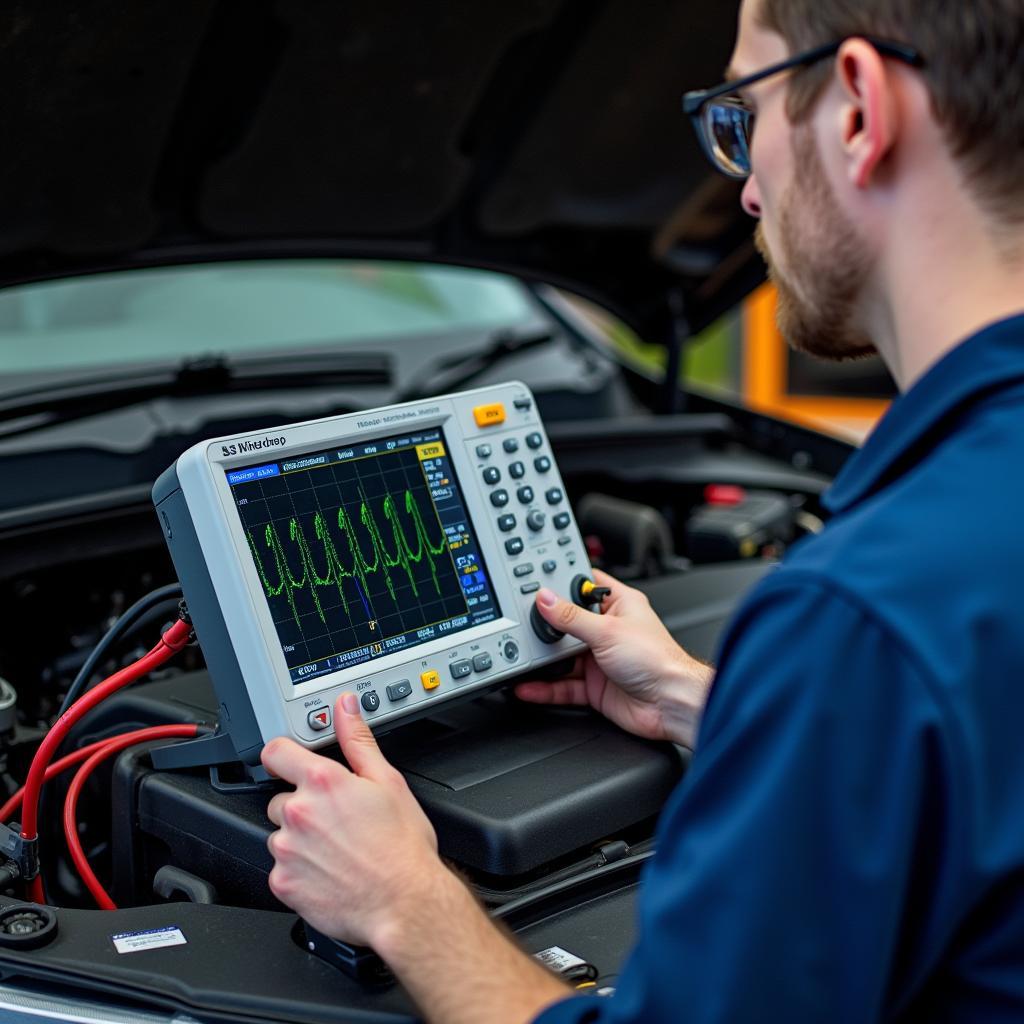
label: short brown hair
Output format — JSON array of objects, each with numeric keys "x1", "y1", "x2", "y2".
[{"x1": 758, "y1": 0, "x2": 1024, "y2": 224}]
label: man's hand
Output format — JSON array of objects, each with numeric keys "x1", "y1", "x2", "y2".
[
  {"x1": 516, "y1": 569, "x2": 714, "y2": 747},
  {"x1": 262, "y1": 691, "x2": 442, "y2": 948},
  {"x1": 261, "y1": 695, "x2": 571, "y2": 1024}
]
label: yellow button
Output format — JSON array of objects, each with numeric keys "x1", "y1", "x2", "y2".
[
  {"x1": 420, "y1": 670, "x2": 441, "y2": 691},
  {"x1": 473, "y1": 403, "x2": 506, "y2": 428}
]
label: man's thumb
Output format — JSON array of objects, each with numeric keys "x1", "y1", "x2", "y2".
[
  {"x1": 535, "y1": 588, "x2": 606, "y2": 647},
  {"x1": 334, "y1": 692, "x2": 389, "y2": 780}
]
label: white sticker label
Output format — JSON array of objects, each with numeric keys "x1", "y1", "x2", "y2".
[
  {"x1": 111, "y1": 926, "x2": 187, "y2": 954},
  {"x1": 533, "y1": 946, "x2": 587, "y2": 973}
]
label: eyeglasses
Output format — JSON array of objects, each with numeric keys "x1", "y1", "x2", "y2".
[{"x1": 682, "y1": 37, "x2": 925, "y2": 180}]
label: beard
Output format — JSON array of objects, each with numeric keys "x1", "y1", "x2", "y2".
[{"x1": 754, "y1": 125, "x2": 876, "y2": 361}]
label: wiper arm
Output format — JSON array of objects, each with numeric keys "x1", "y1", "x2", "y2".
[
  {"x1": 0, "y1": 352, "x2": 392, "y2": 438},
  {"x1": 396, "y1": 326, "x2": 553, "y2": 403}
]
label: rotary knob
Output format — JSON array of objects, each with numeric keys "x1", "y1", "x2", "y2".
[{"x1": 526, "y1": 509, "x2": 546, "y2": 532}]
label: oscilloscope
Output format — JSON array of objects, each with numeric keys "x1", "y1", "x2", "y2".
[{"x1": 151, "y1": 382, "x2": 594, "y2": 773}]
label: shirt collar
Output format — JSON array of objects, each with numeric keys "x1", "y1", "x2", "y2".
[{"x1": 824, "y1": 313, "x2": 1024, "y2": 515}]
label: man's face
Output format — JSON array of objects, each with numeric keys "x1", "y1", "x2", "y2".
[{"x1": 734, "y1": 0, "x2": 876, "y2": 361}]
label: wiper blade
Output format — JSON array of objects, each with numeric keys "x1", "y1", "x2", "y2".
[
  {"x1": 396, "y1": 326, "x2": 553, "y2": 403},
  {"x1": 0, "y1": 352, "x2": 392, "y2": 437}
]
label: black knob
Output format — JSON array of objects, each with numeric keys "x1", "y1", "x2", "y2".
[
  {"x1": 570, "y1": 574, "x2": 610, "y2": 608},
  {"x1": 530, "y1": 602, "x2": 565, "y2": 644},
  {"x1": 526, "y1": 510, "x2": 546, "y2": 532}
]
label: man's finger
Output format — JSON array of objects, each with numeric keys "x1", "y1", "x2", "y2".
[
  {"x1": 261, "y1": 736, "x2": 324, "y2": 785},
  {"x1": 266, "y1": 791, "x2": 290, "y2": 826},
  {"x1": 334, "y1": 692, "x2": 393, "y2": 781},
  {"x1": 535, "y1": 588, "x2": 611, "y2": 647}
]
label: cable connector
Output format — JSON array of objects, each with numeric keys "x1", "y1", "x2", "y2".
[{"x1": 0, "y1": 823, "x2": 36, "y2": 881}]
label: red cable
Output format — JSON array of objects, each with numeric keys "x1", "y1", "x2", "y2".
[
  {"x1": 2, "y1": 734, "x2": 143, "y2": 824},
  {"x1": 20, "y1": 617, "x2": 192, "y2": 903},
  {"x1": 63, "y1": 724, "x2": 199, "y2": 911}
]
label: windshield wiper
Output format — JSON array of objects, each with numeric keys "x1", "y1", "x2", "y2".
[
  {"x1": 0, "y1": 352, "x2": 392, "y2": 438},
  {"x1": 396, "y1": 326, "x2": 553, "y2": 403}
]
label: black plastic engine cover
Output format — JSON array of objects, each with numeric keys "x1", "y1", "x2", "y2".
[{"x1": 106, "y1": 672, "x2": 684, "y2": 907}]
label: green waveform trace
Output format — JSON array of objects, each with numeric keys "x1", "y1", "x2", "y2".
[{"x1": 245, "y1": 486, "x2": 453, "y2": 631}]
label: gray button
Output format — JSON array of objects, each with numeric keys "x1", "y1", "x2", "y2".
[
  {"x1": 542, "y1": 559, "x2": 557, "y2": 573},
  {"x1": 545, "y1": 488, "x2": 564, "y2": 505},
  {"x1": 476, "y1": 444, "x2": 492, "y2": 458},
  {"x1": 509, "y1": 461, "x2": 525, "y2": 479},
  {"x1": 503, "y1": 438, "x2": 520, "y2": 453},
  {"x1": 490, "y1": 489, "x2": 510, "y2": 508},
  {"x1": 534, "y1": 456, "x2": 552, "y2": 473},
  {"x1": 527, "y1": 510, "x2": 546, "y2": 532},
  {"x1": 482, "y1": 466, "x2": 501, "y2": 485},
  {"x1": 526, "y1": 432, "x2": 543, "y2": 449},
  {"x1": 386, "y1": 680, "x2": 412, "y2": 702},
  {"x1": 497, "y1": 513, "x2": 517, "y2": 532},
  {"x1": 360, "y1": 691, "x2": 380, "y2": 713},
  {"x1": 505, "y1": 537, "x2": 524, "y2": 556},
  {"x1": 450, "y1": 659, "x2": 473, "y2": 679},
  {"x1": 520, "y1": 582, "x2": 540, "y2": 594},
  {"x1": 472, "y1": 652, "x2": 493, "y2": 672},
  {"x1": 517, "y1": 485, "x2": 534, "y2": 504},
  {"x1": 558, "y1": 535, "x2": 572, "y2": 546},
  {"x1": 307, "y1": 707, "x2": 332, "y2": 731},
  {"x1": 513, "y1": 562, "x2": 534, "y2": 577},
  {"x1": 553, "y1": 511, "x2": 571, "y2": 530},
  {"x1": 503, "y1": 640, "x2": 520, "y2": 662},
  {"x1": 513, "y1": 397, "x2": 532, "y2": 410}
]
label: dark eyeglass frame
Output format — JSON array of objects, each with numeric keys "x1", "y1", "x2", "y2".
[{"x1": 683, "y1": 37, "x2": 925, "y2": 180}]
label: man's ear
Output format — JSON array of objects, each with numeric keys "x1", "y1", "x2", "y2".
[{"x1": 834, "y1": 38, "x2": 898, "y2": 189}]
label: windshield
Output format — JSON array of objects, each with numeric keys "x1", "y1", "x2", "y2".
[{"x1": 0, "y1": 261, "x2": 536, "y2": 378}]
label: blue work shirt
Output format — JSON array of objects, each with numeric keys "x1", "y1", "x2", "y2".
[{"x1": 536, "y1": 314, "x2": 1024, "y2": 1023}]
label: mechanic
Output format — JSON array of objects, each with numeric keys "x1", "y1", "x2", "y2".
[{"x1": 260, "y1": 0, "x2": 1024, "y2": 1020}]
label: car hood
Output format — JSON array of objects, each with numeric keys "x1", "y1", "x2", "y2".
[{"x1": 0, "y1": 0, "x2": 756, "y2": 339}]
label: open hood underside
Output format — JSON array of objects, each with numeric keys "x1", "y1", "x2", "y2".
[{"x1": 0, "y1": 0, "x2": 759, "y2": 340}]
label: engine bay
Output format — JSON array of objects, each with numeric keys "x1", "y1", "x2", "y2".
[{"x1": 0, "y1": 393, "x2": 842, "y2": 1017}]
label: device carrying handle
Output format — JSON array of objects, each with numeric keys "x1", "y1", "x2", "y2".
[{"x1": 301, "y1": 920, "x2": 393, "y2": 987}]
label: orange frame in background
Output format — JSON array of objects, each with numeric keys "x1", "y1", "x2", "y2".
[{"x1": 743, "y1": 284, "x2": 889, "y2": 441}]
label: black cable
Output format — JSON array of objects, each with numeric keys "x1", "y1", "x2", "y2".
[{"x1": 56, "y1": 583, "x2": 183, "y2": 719}]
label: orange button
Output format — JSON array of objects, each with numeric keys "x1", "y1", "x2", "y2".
[
  {"x1": 420, "y1": 670, "x2": 441, "y2": 691},
  {"x1": 473, "y1": 403, "x2": 506, "y2": 428}
]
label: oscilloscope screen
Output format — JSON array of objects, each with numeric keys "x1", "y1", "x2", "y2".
[{"x1": 226, "y1": 427, "x2": 501, "y2": 684}]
